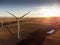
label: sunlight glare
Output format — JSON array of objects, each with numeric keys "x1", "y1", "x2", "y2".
[{"x1": 39, "y1": 7, "x2": 60, "y2": 17}]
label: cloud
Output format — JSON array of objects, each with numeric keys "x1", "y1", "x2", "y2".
[{"x1": 0, "y1": 0, "x2": 59, "y2": 5}]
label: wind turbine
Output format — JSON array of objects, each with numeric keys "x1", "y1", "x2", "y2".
[
  {"x1": 0, "y1": 17, "x2": 13, "y2": 36},
  {"x1": 0, "y1": 17, "x2": 4, "y2": 28},
  {"x1": 7, "y1": 11, "x2": 32, "y2": 39}
]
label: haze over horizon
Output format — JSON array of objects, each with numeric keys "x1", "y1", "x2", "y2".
[{"x1": 0, "y1": 0, "x2": 60, "y2": 17}]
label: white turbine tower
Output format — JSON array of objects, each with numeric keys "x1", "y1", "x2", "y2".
[
  {"x1": 7, "y1": 11, "x2": 32, "y2": 39},
  {"x1": 0, "y1": 17, "x2": 4, "y2": 28}
]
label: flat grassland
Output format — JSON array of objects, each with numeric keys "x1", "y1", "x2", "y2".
[{"x1": 0, "y1": 17, "x2": 60, "y2": 45}]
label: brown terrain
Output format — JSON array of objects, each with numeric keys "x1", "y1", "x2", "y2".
[{"x1": 0, "y1": 17, "x2": 60, "y2": 45}]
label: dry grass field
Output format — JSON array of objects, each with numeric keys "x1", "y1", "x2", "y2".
[{"x1": 0, "y1": 17, "x2": 60, "y2": 45}]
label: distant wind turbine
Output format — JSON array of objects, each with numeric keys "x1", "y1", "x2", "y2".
[
  {"x1": 7, "y1": 11, "x2": 32, "y2": 39},
  {"x1": 0, "y1": 17, "x2": 4, "y2": 28},
  {"x1": 0, "y1": 17, "x2": 13, "y2": 35}
]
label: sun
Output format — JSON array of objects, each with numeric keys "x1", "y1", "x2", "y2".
[{"x1": 39, "y1": 7, "x2": 60, "y2": 17}]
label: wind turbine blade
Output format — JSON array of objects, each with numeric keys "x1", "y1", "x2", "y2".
[
  {"x1": 4, "y1": 26, "x2": 13, "y2": 36},
  {"x1": 7, "y1": 12, "x2": 18, "y2": 19},
  {"x1": 20, "y1": 10, "x2": 32, "y2": 19}
]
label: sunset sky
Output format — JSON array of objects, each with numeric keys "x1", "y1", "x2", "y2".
[{"x1": 0, "y1": 0, "x2": 60, "y2": 17}]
